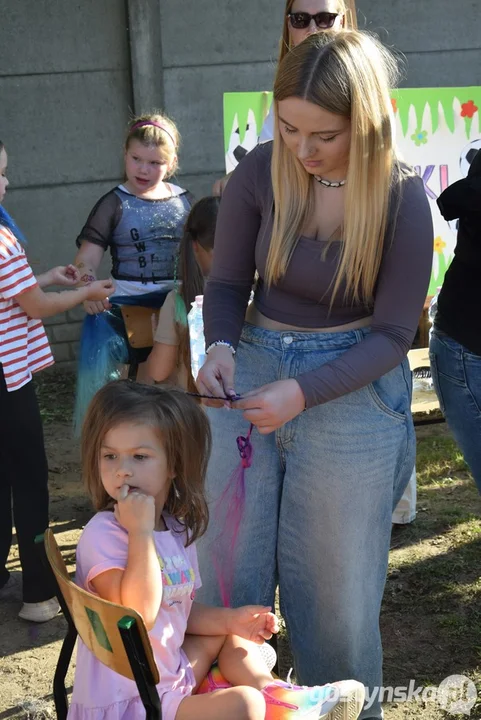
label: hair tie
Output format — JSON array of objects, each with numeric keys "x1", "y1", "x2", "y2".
[{"x1": 129, "y1": 120, "x2": 176, "y2": 148}]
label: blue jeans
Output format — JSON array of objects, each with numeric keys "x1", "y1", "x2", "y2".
[
  {"x1": 196, "y1": 324, "x2": 414, "y2": 720},
  {"x1": 430, "y1": 327, "x2": 481, "y2": 492}
]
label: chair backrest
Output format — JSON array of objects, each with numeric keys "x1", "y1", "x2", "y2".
[{"x1": 43, "y1": 528, "x2": 159, "y2": 684}]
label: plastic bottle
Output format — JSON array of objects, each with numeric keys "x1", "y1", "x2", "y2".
[{"x1": 187, "y1": 295, "x2": 205, "y2": 380}]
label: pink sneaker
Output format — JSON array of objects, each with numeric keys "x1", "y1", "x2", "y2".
[
  {"x1": 196, "y1": 663, "x2": 232, "y2": 695},
  {"x1": 262, "y1": 678, "x2": 365, "y2": 720}
]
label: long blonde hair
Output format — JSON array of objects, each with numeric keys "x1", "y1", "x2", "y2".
[
  {"x1": 269, "y1": 30, "x2": 401, "y2": 306},
  {"x1": 278, "y1": 0, "x2": 350, "y2": 64}
]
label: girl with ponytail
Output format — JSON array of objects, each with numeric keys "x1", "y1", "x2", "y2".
[{"x1": 147, "y1": 196, "x2": 220, "y2": 392}]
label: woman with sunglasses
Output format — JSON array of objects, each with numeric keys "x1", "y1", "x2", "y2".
[
  {"x1": 213, "y1": 0, "x2": 347, "y2": 195},
  {"x1": 197, "y1": 30, "x2": 433, "y2": 720}
]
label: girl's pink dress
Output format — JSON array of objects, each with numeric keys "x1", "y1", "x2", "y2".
[{"x1": 68, "y1": 511, "x2": 201, "y2": 720}]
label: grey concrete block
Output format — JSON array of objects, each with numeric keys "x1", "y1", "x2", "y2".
[
  {"x1": 4, "y1": 182, "x2": 120, "y2": 273},
  {"x1": 51, "y1": 343, "x2": 72, "y2": 363},
  {"x1": 51, "y1": 323, "x2": 82, "y2": 344},
  {"x1": 164, "y1": 63, "x2": 276, "y2": 175},
  {"x1": 43, "y1": 313, "x2": 68, "y2": 326},
  {"x1": 128, "y1": 0, "x2": 164, "y2": 112},
  {"x1": 176, "y1": 173, "x2": 224, "y2": 200},
  {"x1": 357, "y1": 0, "x2": 481, "y2": 53},
  {"x1": 0, "y1": 0, "x2": 129, "y2": 75},
  {"x1": 161, "y1": 0, "x2": 284, "y2": 68},
  {"x1": 1, "y1": 71, "x2": 130, "y2": 187},
  {"x1": 70, "y1": 341, "x2": 81, "y2": 360},
  {"x1": 67, "y1": 306, "x2": 87, "y2": 323},
  {"x1": 401, "y1": 50, "x2": 481, "y2": 88}
]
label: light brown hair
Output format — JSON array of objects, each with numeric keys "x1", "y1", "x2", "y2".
[
  {"x1": 125, "y1": 112, "x2": 180, "y2": 177},
  {"x1": 270, "y1": 30, "x2": 402, "y2": 306},
  {"x1": 81, "y1": 381, "x2": 211, "y2": 545}
]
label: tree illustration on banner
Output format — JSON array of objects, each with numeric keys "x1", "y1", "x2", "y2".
[{"x1": 223, "y1": 87, "x2": 481, "y2": 294}]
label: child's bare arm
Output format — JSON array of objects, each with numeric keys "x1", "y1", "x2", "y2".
[
  {"x1": 74, "y1": 241, "x2": 104, "y2": 284},
  {"x1": 90, "y1": 532, "x2": 161, "y2": 629},
  {"x1": 91, "y1": 485, "x2": 162, "y2": 630},
  {"x1": 187, "y1": 602, "x2": 279, "y2": 644},
  {"x1": 15, "y1": 279, "x2": 114, "y2": 320},
  {"x1": 75, "y1": 242, "x2": 110, "y2": 315},
  {"x1": 146, "y1": 342, "x2": 178, "y2": 382}
]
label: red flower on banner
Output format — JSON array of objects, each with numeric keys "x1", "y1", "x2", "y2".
[
  {"x1": 391, "y1": 98, "x2": 398, "y2": 114},
  {"x1": 461, "y1": 100, "x2": 478, "y2": 118}
]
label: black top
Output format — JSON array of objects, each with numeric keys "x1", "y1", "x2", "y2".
[{"x1": 436, "y1": 150, "x2": 481, "y2": 356}]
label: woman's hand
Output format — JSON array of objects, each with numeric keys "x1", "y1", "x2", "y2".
[
  {"x1": 114, "y1": 484, "x2": 156, "y2": 535},
  {"x1": 232, "y1": 379, "x2": 306, "y2": 434},
  {"x1": 227, "y1": 605, "x2": 279, "y2": 645},
  {"x1": 196, "y1": 345, "x2": 237, "y2": 407}
]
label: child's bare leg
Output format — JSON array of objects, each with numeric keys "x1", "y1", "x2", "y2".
[
  {"x1": 183, "y1": 633, "x2": 272, "y2": 690},
  {"x1": 177, "y1": 634, "x2": 266, "y2": 720},
  {"x1": 217, "y1": 635, "x2": 273, "y2": 689},
  {"x1": 176, "y1": 686, "x2": 265, "y2": 720}
]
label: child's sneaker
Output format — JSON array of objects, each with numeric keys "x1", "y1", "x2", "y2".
[
  {"x1": 18, "y1": 597, "x2": 60, "y2": 623},
  {"x1": 262, "y1": 678, "x2": 365, "y2": 720},
  {"x1": 196, "y1": 663, "x2": 232, "y2": 695},
  {"x1": 258, "y1": 642, "x2": 277, "y2": 672}
]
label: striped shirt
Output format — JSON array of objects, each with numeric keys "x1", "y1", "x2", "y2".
[{"x1": 0, "y1": 226, "x2": 54, "y2": 391}]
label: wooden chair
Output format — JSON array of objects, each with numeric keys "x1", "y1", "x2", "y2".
[
  {"x1": 36, "y1": 529, "x2": 162, "y2": 720},
  {"x1": 121, "y1": 305, "x2": 160, "y2": 351}
]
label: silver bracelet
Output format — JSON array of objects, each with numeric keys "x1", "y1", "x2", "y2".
[{"x1": 205, "y1": 340, "x2": 236, "y2": 356}]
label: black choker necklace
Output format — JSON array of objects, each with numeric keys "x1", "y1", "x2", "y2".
[{"x1": 314, "y1": 176, "x2": 346, "y2": 188}]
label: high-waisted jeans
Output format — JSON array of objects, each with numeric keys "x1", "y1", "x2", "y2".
[{"x1": 196, "y1": 324, "x2": 414, "y2": 719}]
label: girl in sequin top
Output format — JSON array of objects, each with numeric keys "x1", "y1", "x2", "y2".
[{"x1": 74, "y1": 113, "x2": 194, "y2": 372}]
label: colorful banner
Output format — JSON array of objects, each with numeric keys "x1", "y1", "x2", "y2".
[{"x1": 224, "y1": 88, "x2": 481, "y2": 295}]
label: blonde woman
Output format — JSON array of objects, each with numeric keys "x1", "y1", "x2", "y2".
[
  {"x1": 213, "y1": 0, "x2": 348, "y2": 195},
  {"x1": 197, "y1": 31, "x2": 433, "y2": 720}
]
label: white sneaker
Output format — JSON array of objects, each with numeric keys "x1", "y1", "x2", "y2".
[
  {"x1": 18, "y1": 597, "x2": 60, "y2": 623},
  {"x1": 258, "y1": 641, "x2": 277, "y2": 672},
  {"x1": 322, "y1": 680, "x2": 366, "y2": 720}
]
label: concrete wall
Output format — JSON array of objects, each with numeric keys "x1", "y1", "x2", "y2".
[
  {"x1": 1, "y1": 0, "x2": 480, "y2": 364},
  {"x1": 0, "y1": 0, "x2": 132, "y2": 365},
  {"x1": 170, "y1": 0, "x2": 481, "y2": 198}
]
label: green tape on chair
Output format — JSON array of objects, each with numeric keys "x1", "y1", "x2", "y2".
[{"x1": 85, "y1": 607, "x2": 113, "y2": 652}]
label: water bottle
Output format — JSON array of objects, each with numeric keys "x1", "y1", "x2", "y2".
[
  {"x1": 187, "y1": 295, "x2": 205, "y2": 380},
  {"x1": 428, "y1": 291, "x2": 439, "y2": 327}
]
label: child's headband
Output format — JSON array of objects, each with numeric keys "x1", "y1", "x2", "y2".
[{"x1": 129, "y1": 121, "x2": 176, "y2": 148}]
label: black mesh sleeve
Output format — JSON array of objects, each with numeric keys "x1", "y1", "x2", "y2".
[{"x1": 75, "y1": 190, "x2": 122, "y2": 249}]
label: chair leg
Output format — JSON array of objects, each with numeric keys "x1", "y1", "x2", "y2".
[
  {"x1": 34, "y1": 534, "x2": 78, "y2": 719},
  {"x1": 53, "y1": 624, "x2": 78, "y2": 720},
  {"x1": 128, "y1": 362, "x2": 139, "y2": 380},
  {"x1": 118, "y1": 618, "x2": 162, "y2": 720}
]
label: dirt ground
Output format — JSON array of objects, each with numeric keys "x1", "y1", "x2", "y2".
[{"x1": 0, "y1": 373, "x2": 480, "y2": 719}]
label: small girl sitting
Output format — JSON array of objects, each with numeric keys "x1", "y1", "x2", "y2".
[
  {"x1": 146, "y1": 196, "x2": 219, "y2": 391},
  {"x1": 69, "y1": 381, "x2": 364, "y2": 720}
]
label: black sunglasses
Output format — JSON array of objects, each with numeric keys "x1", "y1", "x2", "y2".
[{"x1": 287, "y1": 11, "x2": 340, "y2": 29}]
